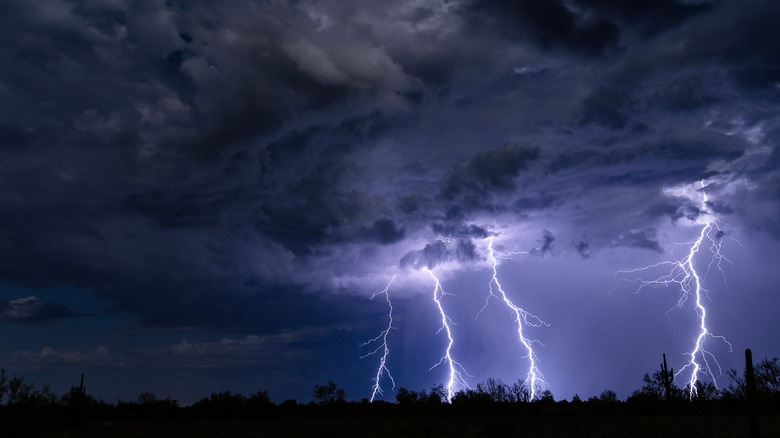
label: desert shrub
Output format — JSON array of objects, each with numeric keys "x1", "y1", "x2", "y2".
[{"x1": 311, "y1": 380, "x2": 346, "y2": 405}]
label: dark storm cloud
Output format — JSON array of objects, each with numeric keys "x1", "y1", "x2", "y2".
[
  {"x1": 690, "y1": 0, "x2": 780, "y2": 67},
  {"x1": 400, "y1": 240, "x2": 449, "y2": 270},
  {"x1": 397, "y1": 193, "x2": 429, "y2": 214},
  {"x1": 579, "y1": 87, "x2": 633, "y2": 129},
  {"x1": 705, "y1": 200, "x2": 735, "y2": 216},
  {"x1": 4, "y1": 346, "x2": 114, "y2": 370},
  {"x1": 572, "y1": 240, "x2": 592, "y2": 259},
  {"x1": 573, "y1": 0, "x2": 712, "y2": 37},
  {"x1": 462, "y1": 0, "x2": 619, "y2": 55},
  {"x1": 639, "y1": 196, "x2": 702, "y2": 223},
  {"x1": 0, "y1": 0, "x2": 410, "y2": 164},
  {"x1": 531, "y1": 230, "x2": 555, "y2": 257},
  {"x1": 430, "y1": 223, "x2": 491, "y2": 239},
  {"x1": 399, "y1": 237, "x2": 482, "y2": 270},
  {"x1": 360, "y1": 219, "x2": 406, "y2": 244},
  {"x1": 455, "y1": 239, "x2": 479, "y2": 262},
  {"x1": 547, "y1": 140, "x2": 742, "y2": 177},
  {"x1": 512, "y1": 194, "x2": 557, "y2": 215},
  {"x1": 0, "y1": 296, "x2": 76, "y2": 324},
  {"x1": 441, "y1": 143, "x2": 540, "y2": 207},
  {"x1": 646, "y1": 76, "x2": 720, "y2": 113},
  {"x1": 614, "y1": 228, "x2": 664, "y2": 253},
  {"x1": 0, "y1": 0, "x2": 779, "y2": 337},
  {"x1": 107, "y1": 282, "x2": 369, "y2": 333}
]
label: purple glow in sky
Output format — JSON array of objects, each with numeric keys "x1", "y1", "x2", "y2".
[{"x1": 1, "y1": 0, "x2": 779, "y2": 404}]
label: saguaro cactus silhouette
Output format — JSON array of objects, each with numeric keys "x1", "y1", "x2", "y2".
[
  {"x1": 745, "y1": 349, "x2": 761, "y2": 438},
  {"x1": 660, "y1": 353, "x2": 674, "y2": 402}
]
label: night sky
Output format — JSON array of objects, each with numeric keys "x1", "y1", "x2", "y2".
[{"x1": 1, "y1": 0, "x2": 779, "y2": 405}]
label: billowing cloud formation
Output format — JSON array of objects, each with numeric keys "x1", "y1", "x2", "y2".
[
  {"x1": 4, "y1": 328, "x2": 334, "y2": 371},
  {"x1": 462, "y1": 0, "x2": 620, "y2": 55},
  {"x1": 0, "y1": 296, "x2": 75, "y2": 324},
  {"x1": 531, "y1": 230, "x2": 556, "y2": 257},
  {"x1": 0, "y1": 0, "x2": 779, "y2": 344},
  {"x1": 614, "y1": 228, "x2": 663, "y2": 253},
  {"x1": 399, "y1": 238, "x2": 480, "y2": 270},
  {"x1": 442, "y1": 143, "x2": 540, "y2": 206}
]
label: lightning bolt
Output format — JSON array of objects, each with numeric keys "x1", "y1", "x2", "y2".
[
  {"x1": 360, "y1": 276, "x2": 397, "y2": 402},
  {"x1": 614, "y1": 181, "x2": 733, "y2": 399},
  {"x1": 478, "y1": 236, "x2": 549, "y2": 400},
  {"x1": 428, "y1": 269, "x2": 469, "y2": 403}
]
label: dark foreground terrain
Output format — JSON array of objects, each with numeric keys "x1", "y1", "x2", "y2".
[
  {"x1": 2, "y1": 358, "x2": 779, "y2": 437},
  {"x1": 43, "y1": 415, "x2": 780, "y2": 438},
  {"x1": 3, "y1": 403, "x2": 777, "y2": 438}
]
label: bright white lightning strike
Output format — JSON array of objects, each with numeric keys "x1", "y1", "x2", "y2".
[
  {"x1": 478, "y1": 237, "x2": 549, "y2": 400},
  {"x1": 428, "y1": 269, "x2": 469, "y2": 403},
  {"x1": 615, "y1": 181, "x2": 733, "y2": 399},
  {"x1": 360, "y1": 276, "x2": 397, "y2": 402}
]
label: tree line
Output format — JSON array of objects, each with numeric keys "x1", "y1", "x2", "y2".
[{"x1": 0, "y1": 356, "x2": 778, "y2": 419}]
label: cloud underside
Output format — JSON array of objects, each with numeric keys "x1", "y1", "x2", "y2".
[
  {"x1": 3, "y1": 328, "x2": 338, "y2": 371},
  {"x1": 0, "y1": 296, "x2": 76, "y2": 324}
]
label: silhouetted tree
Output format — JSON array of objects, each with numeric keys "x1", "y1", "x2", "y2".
[
  {"x1": 311, "y1": 380, "x2": 346, "y2": 405},
  {"x1": 19, "y1": 384, "x2": 57, "y2": 408},
  {"x1": 0, "y1": 369, "x2": 7, "y2": 404},
  {"x1": 396, "y1": 387, "x2": 437, "y2": 405},
  {"x1": 589, "y1": 389, "x2": 618, "y2": 403},
  {"x1": 724, "y1": 368, "x2": 748, "y2": 401},
  {"x1": 395, "y1": 387, "x2": 419, "y2": 404},
  {"x1": 723, "y1": 356, "x2": 780, "y2": 403},
  {"x1": 629, "y1": 370, "x2": 684, "y2": 402},
  {"x1": 510, "y1": 379, "x2": 532, "y2": 403},
  {"x1": 199, "y1": 391, "x2": 245, "y2": 408},
  {"x1": 428, "y1": 384, "x2": 446, "y2": 404},
  {"x1": 538, "y1": 389, "x2": 555, "y2": 402},
  {"x1": 246, "y1": 389, "x2": 273, "y2": 416},
  {"x1": 0, "y1": 370, "x2": 57, "y2": 408},
  {"x1": 279, "y1": 399, "x2": 298, "y2": 410},
  {"x1": 452, "y1": 388, "x2": 491, "y2": 405},
  {"x1": 754, "y1": 357, "x2": 780, "y2": 402},
  {"x1": 190, "y1": 390, "x2": 248, "y2": 419},
  {"x1": 248, "y1": 389, "x2": 272, "y2": 406},
  {"x1": 6, "y1": 375, "x2": 34, "y2": 405},
  {"x1": 137, "y1": 391, "x2": 179, "y2": 410},
  {"x1": 138, "y1": 391, "x2": 158, "y2": 405},
  {"x1": 476, "y1": 377, "x2": 513, "y2": 403}
]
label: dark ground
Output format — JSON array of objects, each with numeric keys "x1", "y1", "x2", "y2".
[{"x1": 27, "y1": 414, "x2": 778, "y2": 438}]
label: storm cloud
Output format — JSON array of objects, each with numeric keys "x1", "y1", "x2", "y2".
[
  {"x1": 1, "y1": 0, "x2": 779, "y2": 404},
  {"x1": 0, "y1": 296, "x2": 76, "y2": 324}
]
